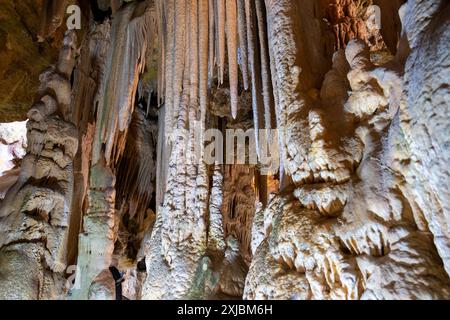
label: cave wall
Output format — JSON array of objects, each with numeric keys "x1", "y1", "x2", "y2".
[
  {"x1": 0, "y1": 0, "x2": 449, "y2": 300},
  {"x1": 0, "y1": 0, "x2": 62, "y2": 122}
]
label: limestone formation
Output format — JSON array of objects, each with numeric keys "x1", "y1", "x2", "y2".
[
  {"x1": 0, "y1": 30, "x2": 78, "y2": 299},
  {"x1": 0, "y1": 0, "x2": 449, "y2": 300}
]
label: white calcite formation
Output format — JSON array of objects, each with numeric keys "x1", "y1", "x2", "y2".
[
  {"x1": 0, "y1": 0, "x2": 449, "y2": 300},
  {"x1": 244, "y1": 0, "x2": 450, "y2": 300}
]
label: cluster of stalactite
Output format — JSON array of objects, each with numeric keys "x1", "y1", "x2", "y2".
[
  {"x1": 156, "y1": 0, "x2": 277, "y2": 156},
  {"x1": 68, "y1": 1, "x2": 159, "y2": 300},
  {"x1": 142, "y1": 0, "x2": 286, "y2": 299},
  {"x1": 0, "y1": 0, "x2": 161, "y2": 300}
]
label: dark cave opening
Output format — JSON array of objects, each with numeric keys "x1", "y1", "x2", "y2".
[{"x1": 89, "y1": 0, "x2": 112, "y2": 22}]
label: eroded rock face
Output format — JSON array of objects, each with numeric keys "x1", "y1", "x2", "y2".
[{"x1": 0, "y1": 31, "x2": 78, "y2": 299}]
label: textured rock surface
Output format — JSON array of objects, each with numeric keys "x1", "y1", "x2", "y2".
[
  {"x1": 0, "y1": 31, "x2": 78, "y2": 299},
  {"x1": 244, "y1": 1, "x2": 450, "y2": 300},
  {"x1": 399, "y1": 0, "x2": 450, "y2": 276},
  {"x1": 0, "y1": 0, "x2": 449, "y2": 300}
]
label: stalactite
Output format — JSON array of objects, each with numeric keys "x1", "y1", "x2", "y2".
[
  {"x1": 158, "y1": 0, "x2": 175, "y2": 209},
  {"x1": 266, "y1": 5, "x2": 280, "y2": 131},
  {"x1": 226, "y1": 0, "x2": 239, "y2": 119},
  {"x1": 245, "y1": 0, "x2": 264, "y2": 156},
  {"x1": 217, "y1": 0, "x2": 226, "y2": 85},
  {"x1": 214, "y1": 0, "x2": 220, "y2": 82},
  {"x1": 263, "y1": 0, "x2": 298, "y2": 185},
  {"x1": 199, "y1": 0, "x2": 210, "y2": 126},
  {"x1": 237, "y1": 0, "x2": 249, "y2": 90},
  {"x1": 189, "y1": 0, "x2": 200, "y2": 118},
  {"x1": 208, "y1": 0, "x2": 216, "y2": 83},
  {"x1": 92, "y1": 3, "x2": 156, "y2": 166},
  {"x1": 255, "y1": 0, "x2": 276, "y2": 130},
  {"x1": 172, "y1": 0, "x2": 188, "y2": 127},
  {"x1": 156, "y1": 0, "x2": 166, "y2": 105},
  {"x1": 163, "y1": 0, "x2": 175, "y2": 139}
]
